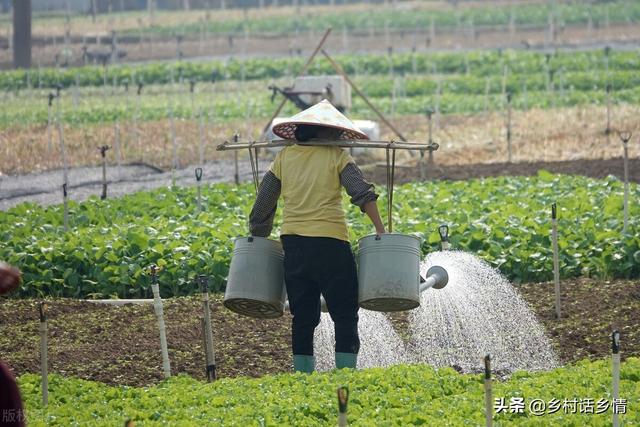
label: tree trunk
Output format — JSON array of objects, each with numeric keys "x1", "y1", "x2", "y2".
[{"x1": 12, "y1": 0, "x2": 31, "y2": 69}]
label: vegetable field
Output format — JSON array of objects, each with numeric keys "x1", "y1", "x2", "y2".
[
  {"x1": 16, "y1": 358, "x2": 640, "y2": 426},
  {"x1": 2, "y1": 2, "x2": 640, "y2": 425},
  {"x1": 1, "y1": 173, "x2": 638, "y2": 298}
]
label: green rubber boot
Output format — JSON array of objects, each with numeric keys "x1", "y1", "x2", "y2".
[
  {"x1": 335, "y1": 352, "x2": 358, "y2": 369},
  {"x1": 293, "y1": 355, "x2": 315, "y2": 373}
]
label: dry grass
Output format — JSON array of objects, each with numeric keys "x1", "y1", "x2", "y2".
[
  {"x1": 2, "y1": 104, "x2": 639, "y2": 176},
  {"x1": 382, "y1": 104, "x2": 640, "y2": 166}
]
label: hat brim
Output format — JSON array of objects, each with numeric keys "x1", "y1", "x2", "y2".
[{"x1": 272, "y1": 121, "x2": 370, "y2": 141}]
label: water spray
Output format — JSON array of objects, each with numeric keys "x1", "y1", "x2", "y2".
[
  {"x1": 199, "y1": 275, "x2": 217, "y2": 382},
  {"x1": 438, "y1": 224, "x2": 450, "y2": 251},
  {"x1": 195, "y1": 167, "x2": 203, "y2": 212},
  {"x1": 39, "y1": 302, "x2": 48, "y2": 406},
  {"x1": 98, "y1": 145, "x2": 111, "y2": 200},
  {"x1": 149, "y1": 264, "x2": 171, "y2": 378},
  {"x1": 337, "y1": 386, "x2": 349, "y2": 427},
  {"x1": 551, "y1": 203, "x2": 561, "y2": 319},
  {"x1": 484, "y1": 354, "x2": 492, "y2": 427},
  {"x1": 612, "y1": 330, "x2": 621, "y2": 427},
  {"x1": 618, "y1": 131, "x2": 632, "y2": 234}
]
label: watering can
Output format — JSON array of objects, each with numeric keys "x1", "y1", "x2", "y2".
[
  {"x1": 357, "y1": 233, "x2": 448, "y2": 312},
  {"x1": 224, "y1": 234, "x2": 448, "y2": 319}
]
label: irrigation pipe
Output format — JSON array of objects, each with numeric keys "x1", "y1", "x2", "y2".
[
  {"x1": 62, "y1": 184, "x2": 69, "y2": 232},
  {"x1": 99, "y1": 145, "x2": 111, "y2": 200},
  {"x1": 612, "y1": 330, "x2": 621, "y2": 427},
  {"x1": 618, "y1": 131, "x2": 632, "y2": 235},
  {"x1": 56, "y1": 115, "x2": 69, "y2": 189},
  {"x1": 506, "y1": 92, "x2": 512, "y2": 163},
  {"x1": 150, "y1": 265, "x2": 171, "y2": 378},
  {"x1": 39, "y1": 302, "x2": 48, "y2": 406},
  {"x1": 337, "y1": 386, "x2": 349, "y2": 427},
  {"x1": 47, "y1": 93, "x2": 55, "y2": 153},
  {"x1": 552, "y1": 203, "x2": 561, "y2": 319},
  {"x1": 169, "y1": 101, "x2": 178, "y2": 188},
  {"x1": 484, "y1": 355, "x2": 492, "y2": 427},
  {"x1": 114, "y1": 120, "x2": 122, "y2": 178},
  {"x1": 197, "y1": 108, "x2": 205, "y2": 166},
  {"x1": 199, "y1": 275, "x2": 217, "y2": 382},
  {"x1": 195, "y1": 168, "x2": 203, "y2": 212},
  {"x1": 426, "y1": 108, "x2": 434, "y2": 168}
]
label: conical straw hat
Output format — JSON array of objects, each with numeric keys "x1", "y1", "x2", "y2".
[{"x1": 272, "y1": 99, "x2": 369, "y2": 140}]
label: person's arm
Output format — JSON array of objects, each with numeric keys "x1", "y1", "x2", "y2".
[
  {"x1": 340, "y1": 163, "x2": 386, "y2": 235},
  {"x1": 362, "y1": 200, "x2": 386, "y2": 235},
  {"x1": 249, "y1": 171, "x2": 281, "y2": 237}
]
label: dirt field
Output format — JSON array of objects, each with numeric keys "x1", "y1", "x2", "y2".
[{"x1": 0, "y1": 277, "x2": 637, "y2": 386}]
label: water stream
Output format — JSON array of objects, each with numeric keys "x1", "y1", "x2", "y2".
[{"x1": 313, "y1": 251, "x2": 559, "y2": 373}]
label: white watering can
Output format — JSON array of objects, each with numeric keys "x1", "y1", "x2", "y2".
[{"x1": 223, "y1": 234, "x2": 448, "y2": 319}]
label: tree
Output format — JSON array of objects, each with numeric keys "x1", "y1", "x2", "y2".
[{"x1": 12, "y1": 0, "x2": 31, "y2": 69}]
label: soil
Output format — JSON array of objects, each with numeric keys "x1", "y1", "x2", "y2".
[
  {"x1": 366, "y1": 157, "x2": 640, "y2": 185},
  {"x1": 1, "y1": 278, "x2": 638, "y2": 387}
]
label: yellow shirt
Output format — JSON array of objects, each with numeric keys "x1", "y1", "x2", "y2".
[{"x1": 270, "y1": 145, "x2": 353, "y2": 242}]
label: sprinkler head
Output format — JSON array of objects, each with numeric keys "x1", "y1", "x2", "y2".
[
  {"x1": 618, "y1": 131, "x2": 632, "y2": 144},
  {"x1": 612, "y1": 330, "x2": 620, "y2": 354},
  {"x1": 438, "y1": 224, "x2": 449, "y2": 242},
  {"x1": 426, "y1": 265, "x2": 449, "y2": 289}
]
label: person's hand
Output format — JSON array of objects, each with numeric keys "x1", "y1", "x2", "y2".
[
  {"x1": 0, "y1": 262, "x2": 21, "y2": 295},
  {"x1": 375, "y1": 227, "x2": 386, "y2": 236}
]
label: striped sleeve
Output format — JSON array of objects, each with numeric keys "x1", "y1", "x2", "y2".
[
  {"x1": 249, "y1": 171, "x2": 281, "y2": 237},
  {"x1": 340, "y1": 162, "x2": 379, "y2": 213}
]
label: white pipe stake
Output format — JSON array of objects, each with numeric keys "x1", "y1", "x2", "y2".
[
  {"x1": 151, "y1": 281, "x2": 171, "y2": 378},
  {"x1": 552, "y1": 203, "x2": 561, "y2": 319},
  {"x1": 622, "y1": 142, "x2": 629, "y2": 234},
  {"x1": 200, "y1": 276, "x2": 216, "y2": 382},
  {"x1": 39, "y1": 303, "x2": 48, "y2": 406},
  {"x1": 337, "y1": 386, "x2": 348, "y2": 427},
  {"x1": 484, "y1": 355, "x2": 492, "y2": 427},
  {"x1": 612, "y1": 331, "x2": 620, "y2": 427}
]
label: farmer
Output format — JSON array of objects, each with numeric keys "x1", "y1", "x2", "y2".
[{"x1": 249, "y1": 99, "x2": 386, "y2": 373}]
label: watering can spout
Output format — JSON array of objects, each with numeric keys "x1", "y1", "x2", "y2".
[{"x1": 419, "y1": 265, "x2": 449, "y2": 293}]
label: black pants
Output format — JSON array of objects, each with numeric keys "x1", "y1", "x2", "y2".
[{"x1": 281, "y1": 235, "x2": 360, "y2": 356}]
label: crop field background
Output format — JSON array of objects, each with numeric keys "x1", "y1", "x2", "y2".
[{"x1": 1, "y1": 0, "x2": 640, "y2": 425}]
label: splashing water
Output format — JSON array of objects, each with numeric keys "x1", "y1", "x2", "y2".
[
  {"x1": 314, "y1": 310, "x2": 408, "y2": 371},
  {"x1": 409, "y1": 251, "x2": 559, "y2": 373},
  {"x1": 311, "y1": 251, "x2": 558, "y2": 373}
]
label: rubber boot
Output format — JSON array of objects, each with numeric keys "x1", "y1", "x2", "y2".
[
  {"x1": 335, "y1": 352, "x2": 357, "y2": 369},
  {"x1": 293, "y1": 355, "x2": 315, "y2": 373}
]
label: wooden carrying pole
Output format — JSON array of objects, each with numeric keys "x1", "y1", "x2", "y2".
[
  {"x1": 321, "y1": 50, "x2": 408, "y2": 142},
  {"x1": 217, "y1": 139, "x2": 437, "y2": 152},
  {"x1": 261, "y1": 28, "x2": 333, "y2": 138}
]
